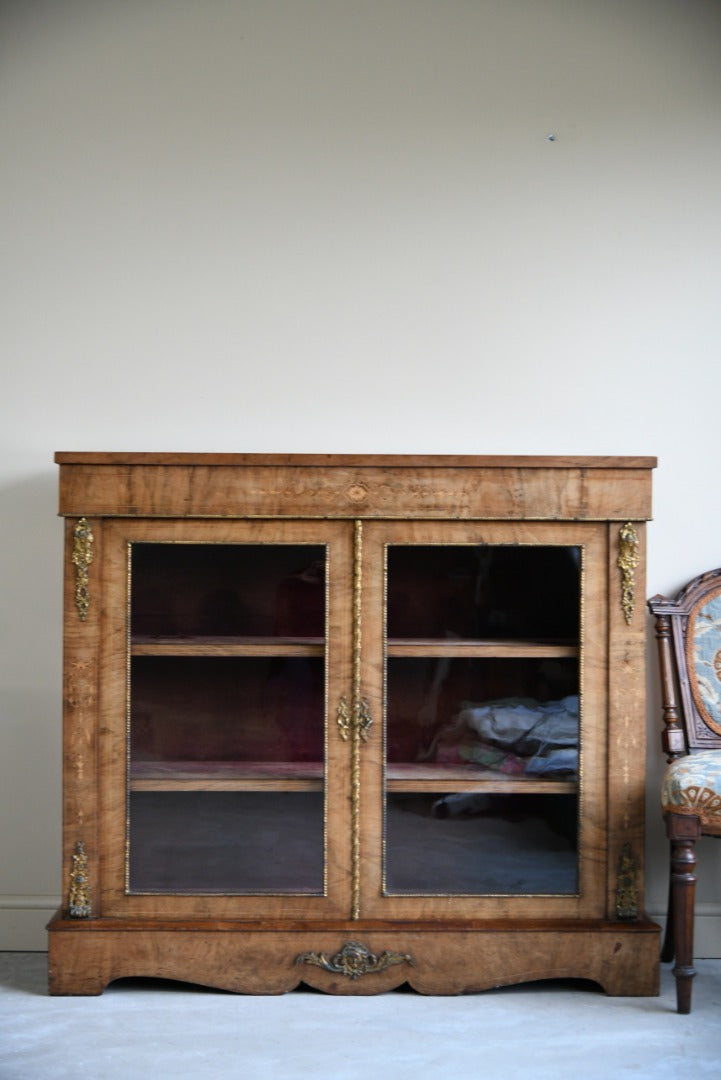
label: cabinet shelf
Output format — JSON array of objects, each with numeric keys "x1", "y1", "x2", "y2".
[
  {"x1": 386, "y1": 639, "x2": 578, "y2": 659},
  {"x1": 131, "y1": 636, "x2": 325, "y2": 658},
  {"x1": 128, "y1": 760, "x2": 576, "y2": 797},
  {"x1": 129, "y1": 760, "x2": 324, "y2": 792},
  {"x1": 386, "y1": 762, "x2": 577, "y2": 794}
]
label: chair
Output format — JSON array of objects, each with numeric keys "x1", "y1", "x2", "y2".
[{"x1": 648, "y1": 568, "x2": 721, "y2": 1013}]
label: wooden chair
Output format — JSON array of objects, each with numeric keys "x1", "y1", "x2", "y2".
[{"x1": 648, "y1": 568, "x2": 721, "y2": 1013}]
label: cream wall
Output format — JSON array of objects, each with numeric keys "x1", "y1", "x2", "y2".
[{"x1": 2, "y1": 0, "x2": 721, "y2": 953}]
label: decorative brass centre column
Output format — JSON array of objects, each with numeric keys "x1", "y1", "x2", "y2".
[{"x1": 350, "y1": 519, "x2": 364, "y2": 920}]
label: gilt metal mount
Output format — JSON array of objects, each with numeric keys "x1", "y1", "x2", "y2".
[
  {"x1": 336, "y1": 696, "x2": 351, "y2": 741},
  {"x1": 68, "y1": 840, "x2": 92, "y2": 919},
  {"x1": 356, "y1": 697, "x2": 372, "y2": 742},
  {"x1": 337, "y1": 696, "x2": 373, "y2": 742},
  {"x1": 72, "y1": 518, "x2": 94, "y2": 621},
  {"x1": 296, "y1": 940, "x2": 414, "y2": 980},
  {"x1": 617, "y1": 522, "x2": 639, "y2": 625}
]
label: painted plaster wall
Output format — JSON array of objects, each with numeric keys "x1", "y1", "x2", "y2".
[{"x1": 1, "y1": 0, "x2": 720, "y2": 951}]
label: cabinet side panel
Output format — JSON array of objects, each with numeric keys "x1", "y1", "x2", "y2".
[
  {"x1": 97, "y1": 524, "x2": 131, "y2": 913},
  {"x1": 61, "y1": 518, "x2": 103, "y2": 918},
  {"x1": 576, "y1": 528, "x2": 610, "y2": 917},
  {"x1": 607, "y1": 521, "x2": 649, "y2": 919}
]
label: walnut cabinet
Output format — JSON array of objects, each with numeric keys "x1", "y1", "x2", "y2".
[{"x1": 48, "y1": 454, "x2": 660, "y2": 995}]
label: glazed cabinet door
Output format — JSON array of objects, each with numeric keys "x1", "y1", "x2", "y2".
[
  {"x1": 359, "y1": 521, "x2": 608, "y2": 921},
  {"x1": 98, "y1": 519, "x2": 353, "y2": 919}
]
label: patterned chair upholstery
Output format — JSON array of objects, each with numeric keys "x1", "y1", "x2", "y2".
[{"x1": 649, "y1": 568, "x2": 721, "y2": 1013}]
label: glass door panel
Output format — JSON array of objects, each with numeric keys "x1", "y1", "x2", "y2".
[
  {"x1": 127, "y1": 542, "x2": 328, "y2": 895},
  {"x1": 383, "y1": 541, "x2": 582, "y2": 898}
]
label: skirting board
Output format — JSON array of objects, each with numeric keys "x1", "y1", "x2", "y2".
[
  {"x1": 0, "y1": 898, "x2": 60, "y2": 952},
  {"x1": 2, "y1": 900, "x2": 720, "y2": 959}
]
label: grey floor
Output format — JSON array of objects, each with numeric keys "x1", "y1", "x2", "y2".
[{"x1": 1, "y1": 953, "x2": 720, "y2": 1079}]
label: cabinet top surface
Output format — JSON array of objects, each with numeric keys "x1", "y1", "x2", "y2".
[
  {"x1": 56, "y1": 453, "x2": 655, "y2": 519},
  {"x1": 55, "y1": 452, "x2": 656, "y2": 468}
]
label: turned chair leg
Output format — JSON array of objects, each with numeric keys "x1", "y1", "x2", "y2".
[
  {"x1": 668, "y1": 815, "x2": 700, "y2": 1014},
  {"x1": 661, "y1": 870, "x2": 675, "y2": 963}
]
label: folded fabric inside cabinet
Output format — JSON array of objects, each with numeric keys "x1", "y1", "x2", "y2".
[{"x1": 427, "y1": 695, "x2": 579, "y2": 777}]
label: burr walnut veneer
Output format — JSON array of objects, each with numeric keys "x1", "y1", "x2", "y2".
[{"x1": 48, "y1": 453, "x2": 659, "y2": 996}]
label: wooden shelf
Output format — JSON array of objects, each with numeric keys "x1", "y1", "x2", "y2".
[
  {"x1": 386, "y1": 638, "x2": 578, "y2": 659},
  {"x1": 386, "y1": 762, "x2": 577, "y2": 795},
  {"x1": 131, "y1": 636, "x2": 325, "y2": 658},
  {"x1": 129, "y1": 760, "x2": 324, "y2": 792},
  {"x1": 129, "y1": 759, "x2": 576, "y2": 796}
]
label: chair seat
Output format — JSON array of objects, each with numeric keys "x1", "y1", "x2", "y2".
[{"x1": 662, "y1": 751, "x2": 721, "y2": 826}]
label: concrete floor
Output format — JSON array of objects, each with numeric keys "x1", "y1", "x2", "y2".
[{"x1": 1, "y1": 953, "x2": 720, "y2": 1079}]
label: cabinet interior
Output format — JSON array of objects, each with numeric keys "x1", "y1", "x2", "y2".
[{"x1": 126, "y1": 538, "x2": 582, "y2": 899}]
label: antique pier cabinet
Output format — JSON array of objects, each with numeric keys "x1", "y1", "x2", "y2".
[{"x1": 48, "y1": 453, "x2": 659, "y2": 995}]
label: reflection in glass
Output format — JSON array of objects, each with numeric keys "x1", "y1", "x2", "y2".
[
  {"x1": 131, "y1": 543, "x2": 326, "y2": 639},
  {"x1": 127, "y1": 543, "x2": 326, "y2": 896},
  {"x1": 386, "y1": 658, "x2": 579, "y2": 770},
  {"x1": 385, "y1": 792, "x2": 577, "y2": 895},
  {"x1": 384, "y1": 543, "x2": 581, "y2": 897},
  {"x1": 128, "y1": 793, "x2": 324, "y2": 894},
  {"x1": 131, "y1": 656, "x2": 324, "y2": 764},
  {"x1": 387, "y1": 545, "x2": 580, "y2": 641}
]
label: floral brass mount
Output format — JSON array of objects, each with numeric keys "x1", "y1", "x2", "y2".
[
  {"x1": 67, "y1": 840, "x2": 92, "y2": 919},
  {"x1": 336, "y1": 696, "x2": 373, "y2": 742},
  {"x1": 72, "y1": 517, "x2": 94, "y2": 621},
  {"x1": 617, "y1": 522, "x2": 639, "y2": 625},
  {"x1": 296, "y1": 941, "x2": 414, "y2": 981}
]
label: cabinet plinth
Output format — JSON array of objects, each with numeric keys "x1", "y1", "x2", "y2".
[{"x1": 49, "y1": 453, "x2": 659, "y2": 996}]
